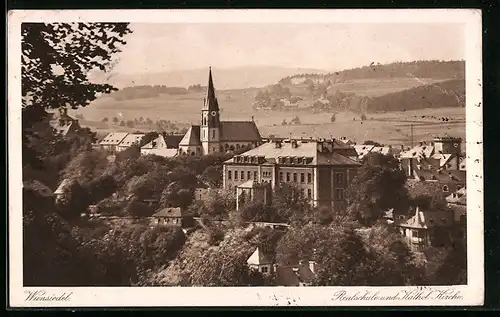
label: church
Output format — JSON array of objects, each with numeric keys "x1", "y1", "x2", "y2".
[{"x1": 178, "y1": 68, "x2": 262, "y2": 156}]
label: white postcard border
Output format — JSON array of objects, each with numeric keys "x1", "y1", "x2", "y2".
[{"x1": 8, "y1": 9, "x2": 483, "y2": 307}]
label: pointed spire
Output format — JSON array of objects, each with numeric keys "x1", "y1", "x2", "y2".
[{"x1": 204, "y1": 67, "x2": 219, "y2": 111}]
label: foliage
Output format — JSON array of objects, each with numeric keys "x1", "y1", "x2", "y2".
[
  {"x1": 22, "y1": 23, "x2": 132, "y2": 110},
  {"x1": 239, "y1": 201, "x2": 278, "y2": 223},
  {"x1": 272, "y1": 183, "x2": 310, "y2": 224},
  {"x1": 346, "y1": 153, "x2": 410, "y2": 226},
  {"x1": 62, "y1": 149, "x2": 109, "y2": 184},
  {"x1": 200, "y1": 165, "x2": 223, "y2": 188}
]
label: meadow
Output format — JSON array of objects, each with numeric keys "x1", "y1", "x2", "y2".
[{"x1": 75, "y1": 77, "x2": 465, "y2": 146}]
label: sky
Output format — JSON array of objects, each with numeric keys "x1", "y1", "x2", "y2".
[{"x1": 108, "y1": 22, "x2": 465, "y2": 74}]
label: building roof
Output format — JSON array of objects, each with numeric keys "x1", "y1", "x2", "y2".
[
  {"x1": 179, "y1": 125, "x2": 201, "y2": 146},
  {"x1": 237, "y1": 180, "x2": 258, "y2": 189},
  {"x1": 99, "y1": 132, "x2": 129, "y2": 146},
  {"x1": 219, "y1": 121, "x2": 261, "y2": 142},
  {"x1": 413, "y1": 169, "x2": 466, "y2": 183},
  {"x1": 398, "y1": 207, "x2": 454, "y2": 229},
  {"x1": 203, "y1": 67, "x2": 220, "y2": 112},
  {"x1": 225, "y1": 140, "x2": 360, "y2": 167},
  {"x1": 247, "y1": 247, "x2": 272, "y2": 266},
  {"x1": 54, "y1": 179, "x2": 71, "y2": 195},
  {"x1": 400, "y1": 143, "x2": 435, "y2": 160},
  {"x1": 354, "y1": 145, "x2": 375, "y2": 159},
  {"x1": 118, "y1": 133, "x2": 145, "y2": 147},
  {"x1": 164, "y1": 134, "x2": 184, "y2": 148},
  {"x1": 275, "y1": 262, "x2": 316, "y2": 286},
  {"x1": 371, "y1": 146, "x2": 392, "y2": 156},
  {"x1": 153, "y1": 207, "x2": 183, "y2": 218}
]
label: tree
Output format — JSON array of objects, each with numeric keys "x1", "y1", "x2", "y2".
[
  {"x1": 330, "y1": 113, "x2": 336, "y2": 123},
  {"x1": 360, "y1": 114, "x2": 367, "y2": 121},
  {"x1": 272, "y1": 183, "x2": 310, "y2": 224},
  {"x1": 409, "y1": 181, "x2": 449, "y2": 211},
  {"x1": 101, "y1": 117, "x2": 109, "y2": 123},
  {"x1": 112, "y1": 117, "x2": 119, "y2": 124},
  {"x1": 22, "y1": 23, "x2": 132, "y2": 111},
  {"x1": 346, "y1": 153, "x2": 410, "y2": 226}
]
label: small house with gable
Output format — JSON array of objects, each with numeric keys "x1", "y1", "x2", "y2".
[{"x1": 247, "y1": 247, "x2": 273, "y2": 275}]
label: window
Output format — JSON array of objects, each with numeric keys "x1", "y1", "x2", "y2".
[
  {"x1": 307, "y1": 189, "x2": 312, "y2": 199},
  {"x1": 236, "y1": 144, "x2": 240, "y2": 150},
  {"x1": 442, "y1": 185, "x2": 449, "y2": 192},
  {"x1": 261, "y1": 266, "x2": 268, "y2": 273},
  {"x1": 300, "y1": 173, "x2": 305, "y2": 183},
  {"x1": 413, "y1": 230, "x2": 421, "y2": 239},
  {"x1": 335, "y1": 172, "x2": 345, "y2": 186},
  {"x1": 279, "y1": 172, "x2": 284, "y2": 182},
  {"x1": 212, "y1": 130, "x2": 215, "y2": 138},
  {"x1": 308, "y1": 173, "x2": 312, "y2": 184},
  {"x1": 241, "y1": 171, "x2": 245, "y2": 180},
  {"x1": 293, "y1": 173, "x2": 297, "y2": 182},
  {"x1": 247, "y1": 171, "x2": 251, "y2": 180},
  {"x1": 286, "y1": 173, "x2": 291, "y2": 182},
  {"x1": 235, "y1": 171, "x2": 238, "y2": 180},
  {"x1": 228, "y1": 170, "x2": 232, "y2": 180},
  {"x1": 254, "y1": 171, "x2": 258, "y2": 180},
  {"x1": 335, "y1": 188, "x2": 344, "y2": 200}
]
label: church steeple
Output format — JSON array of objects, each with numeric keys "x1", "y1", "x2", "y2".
[{"x1": 203, "y1": 67, "x2": 219, "y2": 111}]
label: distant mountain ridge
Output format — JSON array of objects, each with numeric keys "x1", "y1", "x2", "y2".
[{"x1": 97, "y1": 66, "x2": 329, "y2": 90}]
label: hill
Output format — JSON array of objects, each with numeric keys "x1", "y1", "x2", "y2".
[
  {"x1": 278, "y1": 60, "x2": 465, "y2": 85},
  {"x1": 92, "y1": 66, "x2": 328, "y2": 91}
]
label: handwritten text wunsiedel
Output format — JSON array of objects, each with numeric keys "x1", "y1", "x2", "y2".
[
  {"x1": 25, "y1": 290, "x2": 73, "y2": 302},
  {"x1": 332, "y1": 289, "x2": 463, "y2": 301}
]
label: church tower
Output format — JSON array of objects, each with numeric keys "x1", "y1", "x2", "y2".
[{"x1": 200, "y1": 67, "x2": 221, "y2": 154}]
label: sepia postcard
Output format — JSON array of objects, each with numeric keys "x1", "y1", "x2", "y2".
[{"x1": 8, "y1": 9, "x2": 483, "y2": 307}]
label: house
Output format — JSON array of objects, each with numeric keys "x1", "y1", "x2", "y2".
[
  {"x1": 152, "y1": 207, "x2": 192, "y2": 227},
  {"x1": 49, "y1": 108, "x2": 82, "y2": 138},
  {"x1": 274, "y1": 260, "x2": 317, "y2": 287},
  {"x1": 412, "y1": 169, "x2": 466, "y2": 198},
  {"x1": 446, "y1": 187, "x2": 467, "y2": 223},
  {"x1": 98, "y1": 132, "x2": 129, "y2": 152},
  {"x1": 115, "y1": 133, "x2": 146, "y2": 152},
  {"x1": 54, "y1": 178, "x2": 71, "y2": 204},
  {"x1": 223, "y1": 138, "x2": 361, "y2": 210},
  {"x1": 178, "y1": 68, "x2": 262, "y2": 156},
  {"x1": 235, "y1": 180, "x2": 272, "y2": 211},
  {"x1": 140, "y1": 133, "x2": 183, "y2": 157},
  {"x1": 246, "y1": 247, "x2": 273, "y2": 275},
  {"x1": 399, "y1": 137, "x2": 463, "y2": 178},
  {"x1": 396, "y1": 206, "x2": 455, "y2": 251}
]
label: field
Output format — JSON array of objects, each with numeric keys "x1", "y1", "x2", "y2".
[{"x1": 74, "y1": 77, "x2": 466, "y2": 147}]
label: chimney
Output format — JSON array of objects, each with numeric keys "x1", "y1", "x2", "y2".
[
  {"x1": 291, "y1": 140, "x2": 298, "y2": 149},
  {"x1": 251, "y1": 116, "x2": 254, "y2": 121},
  {"x1": 274, "y1": 140, "x2": 282, "y2": 148},
  {"x1": 308, "y1": 261, "x2": 316, "y2": 274}
]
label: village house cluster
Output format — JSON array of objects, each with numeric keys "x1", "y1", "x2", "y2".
[{"x1": 51, "y1": 68, "x2": 467, "y2": 285}]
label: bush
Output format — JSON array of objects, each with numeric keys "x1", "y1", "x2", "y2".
[{"x1": 208, "y1": 226, "x2": 225, "y2": 246}]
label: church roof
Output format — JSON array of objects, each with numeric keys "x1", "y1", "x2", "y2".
[
  {"x1": 179, "y1": 125, "x2": 201, "y2": 146},
  {"x1": 203, "y1": 67, "x2": 219, "y2": 112},
  {"x1": 219, "y1": 121, "x2": 261, "y2": 142}
]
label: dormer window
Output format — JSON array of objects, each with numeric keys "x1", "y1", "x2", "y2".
[{"x1": 442, "y1": 185, "x2": 449, "y2": 192}]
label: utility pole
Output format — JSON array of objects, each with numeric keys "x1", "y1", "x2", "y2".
[{"x1": 410, "y1": 124, "x2": 414, "y2": 148}]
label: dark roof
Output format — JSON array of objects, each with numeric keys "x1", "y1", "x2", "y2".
[
  {"x1": 163, "y1": 134, "x2": 184, "y2": 148},
  {"x1": 153, "y1": 207, "x2": 182, "y2": 218},
  {"x1": 179, "y1": 125, "x2": 201, "y2": 146},
  {"x1": 275, "y1": 262, "x2": 316, "y2": 286},
  {"x1": 203, "y1": 67, "x2": 220, "y2": 112},
  {"x1": 413, "y1": 169, "x2": 466, "y2": 183},
  {"x1": 219, "y1": 121, "x2": 261, "y2": 142},
  {"x1": 398, "y1": 207, "x2": 454, "y2": 229}
]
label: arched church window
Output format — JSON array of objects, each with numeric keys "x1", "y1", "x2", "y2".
[
  {"x1": 236, "y1": 144, "x2": 240, "y2": 150},
  {"x1": 219, "y1": 145, "x2": 224, "y2": 152},
  {"x1": 230, "y1": 145, "x2": 235, "y2": 151},
  {"x1": 191, "y1": 152, "x2": 195, "y2": 156}
]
